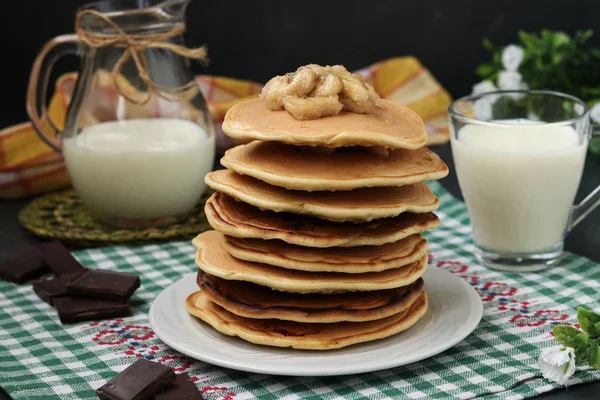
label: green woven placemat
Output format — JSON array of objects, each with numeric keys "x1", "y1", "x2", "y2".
[{"x1": 18, "y1": 190, "x2": 212, "y2": 246}]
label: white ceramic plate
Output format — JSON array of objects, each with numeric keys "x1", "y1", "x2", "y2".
[{"x1": 149, "y1": 267, "x2": 482, "y2": 376}]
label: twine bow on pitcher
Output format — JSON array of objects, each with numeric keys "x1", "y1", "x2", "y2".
[{"x1": 74, "y1": 9, "x2": 208, "y2": 105}]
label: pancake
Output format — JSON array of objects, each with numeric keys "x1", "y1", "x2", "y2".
[
  {"x1": 221, "y1": 141, "x2": 448, "y2": 191},
  {"x1": 205, "y1": 192, "x2": 440, "y2": 248},
  {"x1": 198, "y1": 271, "x2": 424, "y2": 323},
  {"x1": 193, "y1": 231, "x2": 428, "y2": 293},
  {"x1": 221, "y1": 98, "x2": 427, "y2": 149},
  {"x1": 185, "y1": 289, "x2": 428, "y2": 350},
  {"x1": 223, "y1": 234, "x2": 428, "y2": 273},
  {"x1": 205, "y1": 170, "x2": 439, "y2": 223}
]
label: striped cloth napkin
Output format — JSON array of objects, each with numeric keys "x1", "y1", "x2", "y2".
[{"x1": 0, "y1": 57, "x2": 451, "y2": 199}]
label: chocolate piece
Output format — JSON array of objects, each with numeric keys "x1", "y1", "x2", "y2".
[
  {"x1": 154, "y1": 374, "x2": 204, "y2": 400},
  {"x1": 32, "y1": 270, "x2": 84, "y2": 305},
  {"x1": 32, "y1": 278, "x2": 69, "y2": 305},
  {"x1": 54, "y1": 297, "x2": 130, "y2": 324},
  {"x1": 153, "y1": 374, "x2": 203, "y2": 400},
  {"x1": 67, "y1": 269, "x2": 140, "y2": 301},
  {"x1": 96, "y1": 359, "x2": 176, "y2": 400},
  {"x1": 0, "y1": 251, "x2": 48, "y2": 283},
  {"x1": 60, "y1": 270, "x2": 88, "y2": 283},
  {"x1": 36, "y1": 241, "x2": 85, "y2": 276}
]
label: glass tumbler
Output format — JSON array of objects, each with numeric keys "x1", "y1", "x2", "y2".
[{"x1": 449, "y1": 90, "x2": 600, "y2": 271}]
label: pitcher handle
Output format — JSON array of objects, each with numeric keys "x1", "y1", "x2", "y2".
[
  {"x1": 568, "y1": 126, "x2": 600, "y2": 230},
  {"x1": 26, "y1": 34, "x2": 80, "y2": 152}
]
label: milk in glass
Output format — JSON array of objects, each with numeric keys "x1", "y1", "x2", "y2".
[
  {"x1": 451, "y1": 120, "x2": 587, "y2": 253},
  {"x1": 63, "y1": 118, "x2": 215, "y2": 220}
]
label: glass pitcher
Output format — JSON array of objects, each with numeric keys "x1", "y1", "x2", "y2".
[{"x1": 26, "y1": 0, "x2": 215, "y2": 228}]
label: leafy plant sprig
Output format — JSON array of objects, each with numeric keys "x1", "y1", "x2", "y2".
[
  {"x1": 553, "y1": 307, "x2": 600, "y2": 369},
  {"x1": 477, "y1": 30, "x2": 600, "y2": 103},
  {"x1": 476, "y1": 30, "x2": 600, "y2": 154}
]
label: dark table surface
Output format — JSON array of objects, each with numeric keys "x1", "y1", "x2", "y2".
[{"x1": 0, "y1": 143, "x2": 599, "y2": 399}]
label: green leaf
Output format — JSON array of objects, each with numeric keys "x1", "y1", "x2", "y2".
[
  {"x1": 589, "y1": 341, "x2": 600, "y2": 369},
  {"x1": 492, "y1": 51, "x2": 502, "y2": 65},
  {"x1": 551, "y1": 53, "x2": 564, "y2": 65},
  {"x1": 583, "y1": 88, "x2": 600, "y2": 97},
  {"x1": 574, "y1": 333, "x2": 589, "y2": 348},
  {"x1": 578, "y1": 307, "x2": 600, "y2": 337},
  {"x1": 482, "y1": 38, "x2": 497, "y2": 52},
  {"x1": 552, "y1": 32, "x2": 571, "y2": 48},
  {"x1": 475, "y1": 64, "x2": 495, "y2": 78},
  {"x1": 572, "y1": 333, "x2": 590, "y2": 365},
  {"x1": 576, "y1": 345, "x2": 589, "y2": 366},
  {"x1": 518, "y1": 31, "x2": 539, "y2": 50},
  {"x1": 553, "y1": 325, "x2": 583, "y2": 347},
  {"x1": 535, "y1": 57, "x2": 545, "y2": 70},
  {"x1": 590, "y1": 137, "x2": 600, "y2": 155},
  {"x1": 574, "y1": 30, "x2": 594, "y2": 44}
]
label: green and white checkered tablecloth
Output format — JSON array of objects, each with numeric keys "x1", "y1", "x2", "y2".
[{"x1": 1, "y1": 182, "x2": 599, "y2": 400}]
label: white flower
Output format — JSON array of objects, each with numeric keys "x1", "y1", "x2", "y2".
[
  {"x1": 527, "y1": 111, "x2": 540, "y2": 122},
  {"x1": 590, "y1": 103, "x2": 600, "y2": 124},
  {"x1": 473, "y1": 98, "x2": 494, "y2": 120},
  {"x1": 472, "y1": 81, "x2": 498, "y2": 96},
  {"x1": 538, "y1": 346, "x2": 576, "y2": 385},
  {"x1": 502, "y1": 44, "x2": 525, "y2": 72},
  {"x1": 498, "y1": 70, "x2": 525, "y2": 91}
]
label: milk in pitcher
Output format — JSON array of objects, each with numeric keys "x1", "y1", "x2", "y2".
[{"x1": 63, "y1": 118, "x2": 215, "y2": 221}]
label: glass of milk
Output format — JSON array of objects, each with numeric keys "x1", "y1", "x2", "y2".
[
  {"x1": 449, "y1": 90, "x2": 600, "y2": 271},
  {"x1": 26, "y1": 0, "x2": 216, "y2": 228}
]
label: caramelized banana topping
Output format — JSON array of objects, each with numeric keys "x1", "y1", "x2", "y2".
[{"x1": 261, "y1": 64, "x2": 379, "y2": 120}]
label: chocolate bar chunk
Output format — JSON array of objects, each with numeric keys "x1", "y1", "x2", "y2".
[
  {"x1": 54, "y1": 297, "x2": 130, "y2": 324},
  {"x1": 153, "y1": 374, "x2": 204, "y2": 400},
  {"x1": 36, "y1": 241, "x2": 85, "y2": 276},
  {"x1": 33, "y1": 270, "x2": 84, "y2": 305},
  {"x1": 32, "y1": 278, "x2": 69, "y2": 305},
  {"x1": 96, "y1": 359, "x2": 176, "y2": 400},
  {"x1": 0, "y1": 251, "x2": 48, "y2": 283},
  {"x1": 67, "y1": 270, "x2": 140, "y2": 301}
]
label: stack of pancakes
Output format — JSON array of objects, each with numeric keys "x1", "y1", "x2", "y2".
[{"x1": 185, "y1": 97, "x2": 448, "y2": 350}]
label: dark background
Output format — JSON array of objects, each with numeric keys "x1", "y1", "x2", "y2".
[
  {"x1": 2, "y1": 0, "x2": 600, "y2": 126},
  {"x1": 1, "y1": 1, "x2": 600, "y2": 399},
  {"x1": 3, "y1": 0, "x2": 599, "y2": 260}
]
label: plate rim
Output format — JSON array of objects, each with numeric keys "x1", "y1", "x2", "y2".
[{"x1": 149, "y1": 267, "x2": 483, "y2": 376}]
